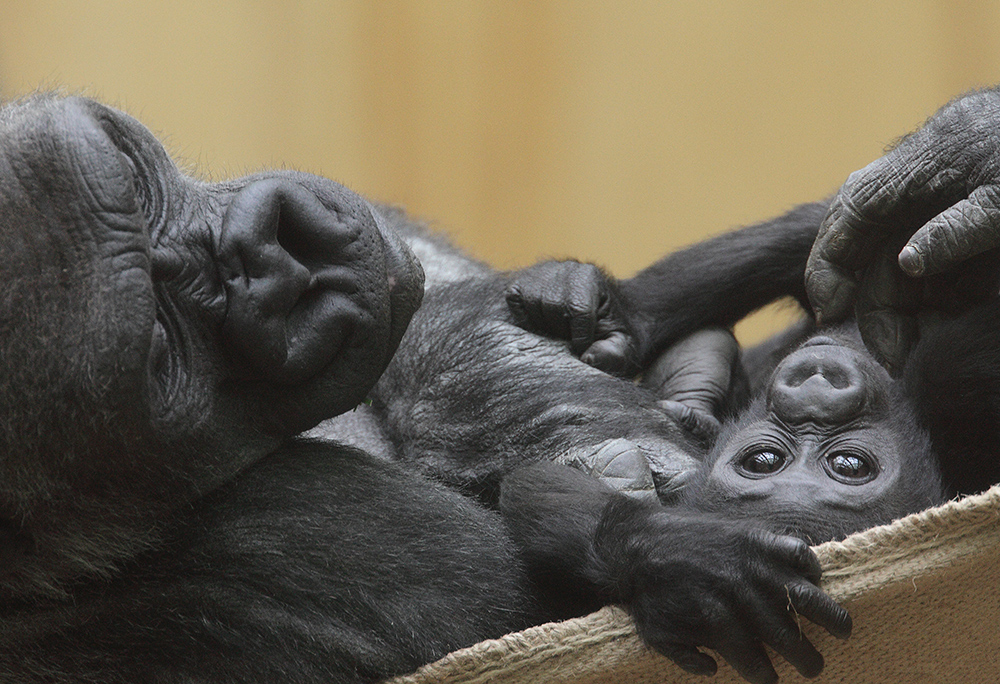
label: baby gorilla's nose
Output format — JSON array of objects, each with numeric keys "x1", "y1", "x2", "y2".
[{"x1": 768, "y1": 344, "x2": 867, "y2": 425}]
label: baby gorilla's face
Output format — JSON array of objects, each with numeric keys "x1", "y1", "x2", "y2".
[{"x1": 679, "y1": 328, "x2": 940, "y2": 543}]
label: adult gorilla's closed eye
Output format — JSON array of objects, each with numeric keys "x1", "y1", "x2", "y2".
[
  {"x1": 507, "y1": 87, "x2": 1000, "y2": 542},
  {"x1": 0, "y1": 94, "x2": 849, "y2": 684}
]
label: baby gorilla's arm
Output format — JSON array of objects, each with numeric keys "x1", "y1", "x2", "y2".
[{"x1": 498, "y1": 462, "x2": 852, "y2": 684}]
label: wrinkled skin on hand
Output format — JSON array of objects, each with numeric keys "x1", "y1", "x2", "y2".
[
  {"x1": 505, "y1": 203, "x2": 826, "y2": 380},
  {"x1": 500, "y1": 462, "x2": 852, "y2": 684},
  {"x1": 505, "y1": 265, "x2": 750, "y2": 440},
  {"x1": 806, "y1": 87, "x2": 1000, "y2": 375},
  {"x1": 505, "y1": 259, "x2": 642, "y2": 376},
  {"x1": 643, "y1": 327, "x2": 750, "y2": 445},
  {"x1": 605, "y1": 508, "x2": 852, "y2": 684}
]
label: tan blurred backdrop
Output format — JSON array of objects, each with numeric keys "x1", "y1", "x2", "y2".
[{"x1": 4, "y1": 1, "x2": 1000, "y2": 342}]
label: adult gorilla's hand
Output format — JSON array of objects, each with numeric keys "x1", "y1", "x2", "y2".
[
  {"x1": 806, "y1": 88, "x2": 1000, "y2": 375},
  {"x1": 505, "y1": 260, "x2": 641, "y2": 376}
]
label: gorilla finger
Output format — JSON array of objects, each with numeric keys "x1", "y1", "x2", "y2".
[
  {"x1": 763, "y1": 534, "x2": 822, "y2": 583},
  {"x1": 855, "y1": 308, "x2": 916, "y2": 378},
  {"x1": 785, "y1": 581, "x2": 852, "y2": 640},
  {"x1": 657, "y1": 400, "x2": 721, "y2": 444},
  {"x1": 758, "y1": 619, "x2": 825, "y2": 679},
  {"x1": 652, "y1": 642, "x2": 718, "y2": 677},
  {"x1": 853, "y1": 251, "x2": 922, "y2": 375},
  {"x1": 803, "y1": 255, "x2": 857, "y2": 325},
  {"x1": 713, "y1": 633, "x2": 779, "y2": 684},
  {"x1": 815, "y1": 166, "x2": 901, "y2": 267},
  {"x1": 581, "y1": 333, "x2": 638, "y2": 377},
  {"x1": 506, "y1": 284, "x2": 556, "y2": 333},
  {"x1": 566, "y1": 304, "x2": 599, "y2": 356},
  {"x1": 504, "y1": 289, "x2": 531, "y2": 327},
  {"x1": 898, "y1": 186, "x2": 1000, "y2": 277}
]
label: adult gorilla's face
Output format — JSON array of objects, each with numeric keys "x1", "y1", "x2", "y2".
[{"x1": 0, "y1": 95, "x2": 423, "y2": 598}]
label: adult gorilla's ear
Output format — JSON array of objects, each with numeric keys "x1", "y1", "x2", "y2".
[{"x1": 216, "y1": 178, "x2": 419, "y2": 420}]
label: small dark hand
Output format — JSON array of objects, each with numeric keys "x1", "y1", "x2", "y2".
[
  {"x1": 505, "y1": 260, "x2": 640, "y2": 376},
  {"x1": 806, "y1": 88, "x2": 1000, "y2": 374},
  {"x1": 598, "y1": 500, "x2": 851, "y2": 684},
  {"x1": 644, "y1": 328, "x2": 748, "y2": 444}
]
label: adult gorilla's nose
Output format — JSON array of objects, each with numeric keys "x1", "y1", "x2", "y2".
[
  {"x1": 768, "y1": 345, "x2": 866, "y2": 425},
  {"x1": 217, "y1": 178, "x2": 414, "y2": 386}
]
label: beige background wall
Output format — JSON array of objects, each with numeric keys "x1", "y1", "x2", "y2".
[{"x1": 4, "y1": 1, "x2": 1000, "y2": 341}]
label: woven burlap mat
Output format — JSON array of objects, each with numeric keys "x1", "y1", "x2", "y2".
[{"x1": 388, "y1": 485, "x2": 1000, "y2": 683}]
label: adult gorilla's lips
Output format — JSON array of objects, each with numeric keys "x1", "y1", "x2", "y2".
[
  {"x1": 212, "y1": 174, "x2": 428, "y2": 436},
  {"x1": 371, "y1": 206, "x2": 425, "y2": 365},
  {"x1": 217, "y1": 178, "x2": 418, "y2": 388}
]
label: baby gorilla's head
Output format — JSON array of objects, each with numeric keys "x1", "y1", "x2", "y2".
[{"x1": 679, "y1": 327, "x2": 943, "y2": 543}]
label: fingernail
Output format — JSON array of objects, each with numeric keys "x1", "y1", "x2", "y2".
[{"x1": 898, "y1": 245, "x2": 924, "y2": 276}]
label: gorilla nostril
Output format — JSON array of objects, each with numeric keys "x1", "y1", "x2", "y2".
[
  {"x1": 217, "y1": 178, "x2": 373, "y2": 386},
  {"x1": 770, "y1": 347, "x2": 867, "y2": 424},
  {"x1": 799, "y1": 336, "x2": 838, "y2": 348},
  {"x1": 783, "y1": 363, "x2": 851, "y2": 390}
]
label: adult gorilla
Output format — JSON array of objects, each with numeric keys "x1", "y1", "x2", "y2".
[{"x1": 0, "y1": 95, "x2": 851, "y2": 684}]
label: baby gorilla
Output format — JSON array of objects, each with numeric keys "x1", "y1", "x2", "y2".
[
  {"x1": 508, "y1": 91, "x2": 1000, "y2": 543},
  {"x1": 507, "y1": 89, "x2": 1000, "y2": 522},
  {"x1": 509, "y1": 207, "x2": 1000, "y2": 544}
]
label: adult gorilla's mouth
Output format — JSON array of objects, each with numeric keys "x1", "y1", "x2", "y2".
[
  {"x1": 215, "y1": 178, "x2": 422, "y2": 388},
  {"x1": 372, "y1": 207, "x2": 425, "y2": 361}
]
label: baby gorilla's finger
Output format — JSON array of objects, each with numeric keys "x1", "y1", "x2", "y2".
[
  {"x1": 657, "y1": 400, "x2": 721, "y2": 445},
  {"x1": 762, "y1": 533, "x2": 822, "y2": 583},
  {"x1": 754, "y1": 612, "x2": 825, "y2": 679},
  {"x1": 505, "y1": 260, "x2": 605, "y2": 351},
  {"x1": 581, "y1": 332, "x2": 638, "y2": 377},
  {"x1": 712, "y1": 625, "x2": 779, "y2": 684},
  {"x1": 785, "y1": 581, "x2": 853, "y2": 641},
  {"x1": 653, "y1": 642, "x2": 718, "y2": 677},
  {"x1": 565, "y1": 298, "x2": 600, "y2": 356}
]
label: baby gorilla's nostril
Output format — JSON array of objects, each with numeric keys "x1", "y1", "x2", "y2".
[
  {"x1": 784, "y1": 362, "x2": 851, "y2": 390},
  {"x1": 769, "y1": 346, "x2": 867, "y2": 425}
]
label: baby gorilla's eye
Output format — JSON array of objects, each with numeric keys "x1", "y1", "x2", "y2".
[
  {"x1": 825, "y1": 452, "x2": 876, "y2": 484},
  {"x1": 737, "y1": 449, "x2": 787, "y2": 477}
]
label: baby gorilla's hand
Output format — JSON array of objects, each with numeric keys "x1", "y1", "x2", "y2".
[
  {"x1": 597, "y1": 499, "x2": 851, "y2": 684},
  {"x1": 505, "y1": 260, "x2": 640, "y2": 376},
  {"x1": 645, "y1": 328, "x2": 748, "y2": 445}
]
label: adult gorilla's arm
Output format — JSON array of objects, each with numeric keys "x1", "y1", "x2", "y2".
[
  {"x1": 506, "y1": 202, "x2": 826, "y2": 375},
  {"x1": 806, "y1": 87, "x2": 1000, "y2": 375}
]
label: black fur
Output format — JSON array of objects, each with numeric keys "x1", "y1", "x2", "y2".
[{"x1": 0, "y1": 94, "x2": 849, "y2": 684}]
